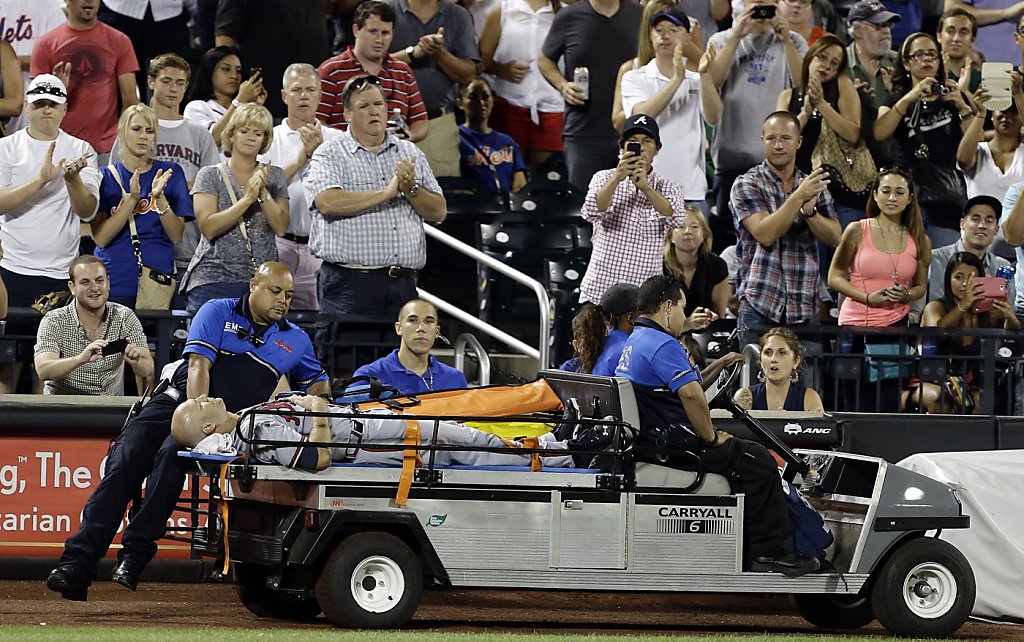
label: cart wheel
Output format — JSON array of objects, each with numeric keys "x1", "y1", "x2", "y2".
[
  {"x1": 870, "y1": 538, "x2": 975, "y2": 638},
  {"x1": 234, "y1": 563, "x2": 322, "y2": 621},
  {"x1": 793, "y1": 593, "x2": 874, "y2": 630},
  {"x1": 315, "y1": 532, "x2": 423, "y2": 629}
]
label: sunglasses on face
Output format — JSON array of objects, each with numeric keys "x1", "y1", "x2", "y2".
[{"x1": 27, "y1": 83, "x2": 67, "y2": 99}]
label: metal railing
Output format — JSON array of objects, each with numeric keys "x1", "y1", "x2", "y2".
[
  {"x1": 423, "y1": 223, "x2": 551, "y2": 367},
  {"x1": 453, "y1": 332, "x2": 491, "y2": 386}
]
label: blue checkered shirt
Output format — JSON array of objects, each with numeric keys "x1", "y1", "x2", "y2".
[
  {"x1": 303, "y1": 132, "x2": 440, "y2": 269},
  {"x1": 730, "y1": 162, "x2": 835, "y2": 324}
]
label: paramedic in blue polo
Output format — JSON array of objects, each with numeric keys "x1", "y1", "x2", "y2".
[
  {"x1": 353, "y1": 298, "x2": 467, "y2": 394},
  {"x1": 47, "y1": 262, "x2": 331, "y2": 602},
  {"x1": 615, "y1": 274, "x2": 818, "y2": 577}
]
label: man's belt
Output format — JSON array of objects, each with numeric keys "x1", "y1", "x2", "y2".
[
  {"x1": 334, "y1": 264, "x2": 417, "y2": 279},
  {"x1": 282, "y1": 233, "x2": 309, "y2": 244},
  {"x1": 426, "y1": 105, "x2": 453, "y2": 119}
]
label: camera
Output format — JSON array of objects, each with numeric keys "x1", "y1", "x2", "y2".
[
  {"x1": 751, "y1": 5, "x2": 777, "y2": 20},
  {"x1": 928, "y1": 82, "x2": 951, "y2": 97}
]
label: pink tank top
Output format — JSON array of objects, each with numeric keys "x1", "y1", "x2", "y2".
[{"x1": 839, "y1": 218, "x2": 918, "y2": 327}]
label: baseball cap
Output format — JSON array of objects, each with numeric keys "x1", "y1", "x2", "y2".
[
  {"x1": 26, "y1": 74, "x2": 68, "y2": 104},
  {"x1": 600, "y1": 283, "x2": 639, "y2": 316},
  {"x1": 963, "y1": 195, "x2": 1002, "y2": 218},
  {"x1": 621, "y1": 113, "x2": 661, "y2": 147},
  {"x1": 847, "y1": 0, "x2": 900, "y2": 26},
  {"x1": 651, "y1": 10, "x2": 690, "y2": 31}
]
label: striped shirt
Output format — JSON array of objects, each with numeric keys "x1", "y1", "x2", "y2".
[
  {"x1": 303, "y1": 131, "x2": 440, "y2": 269},
  {"x1": 317, "y1": 47, "x2": 428, "y2": 130},
  {"x1": 100, "y1": 0, "x2": 184, "y2": 21},
  {"x1": 579, "y1": 168, "x2": 687, "y2": 304},
  {"x1": 730, "y1": 161, "x2": 835, "y2": 324},
  {"x1": 34, "y1": 302, "x2": 148, "y2": 396}
]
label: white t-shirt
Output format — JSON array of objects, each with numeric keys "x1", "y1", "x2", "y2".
[
  {"x1": 0, "y1": 0, "x2": 66, "y2": 133},
  {"x1": 489, "y1": 0, "x2": 563, "y2": 117},
  {"x1": 621, "y1": 59, "x2": 707, "y2": 201},
  {"x1": 0, "y1": 129, "x2": 101, "y2": 279},
  {"x1": 182, "y1": 99, "x2": 229, "y2": 138},
  {"x1": 263, "y1": 121, "x2": 341, "y2": 236},
  {"x1": 962, "y1": 142, "x2": 1024, "y2": 203}
]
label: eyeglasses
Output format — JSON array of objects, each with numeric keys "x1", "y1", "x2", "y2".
[
  {"x1": 861, "y1": 21, "x2": 893, "y2": 32},
  {"x1": 236, "y1": 327, "x2": 265, "y2": 348},
  {"x1": 814, "y1": 52, "x2": 842, "y2": 70},
  {"x1": 342, "y1": 74, "x2": 381, "y2": 102},
  {"x1": 783, "y1": 0, "x2": 813, "y2": 6},
  {"x1": 905, "y1": 49, "x2": 939, "y2": 62}
]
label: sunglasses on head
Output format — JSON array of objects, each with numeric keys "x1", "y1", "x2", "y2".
[
  {"x1": 236, "y1": 327, "x2": 265, "y2": 348},
  {"x1": 27, "y1": 83, "x2": 67, "y2": 99},
  {"x1": 342, "y1": 75, "x2": 382, "y2": 102},
  {"x1": 878, "y1": 165, "x2": 912, "y2": 179}
]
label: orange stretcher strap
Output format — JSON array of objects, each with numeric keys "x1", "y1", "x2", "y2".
[
  {"x1": 395, "y1": 419, "x2": 422, "y2": 507},
  {"x1": 218, "y1": 460, "x2": 233, "y2": 576},
  {"x1": 499, "y1": 436, "x2": 543, "y2": 472}
]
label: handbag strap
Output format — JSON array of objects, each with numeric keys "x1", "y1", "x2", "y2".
[
  {"x1": 216, "y1": 162, "x2": 259, "y2": 274},
  {"x1": 107, "y1": 165, "x2": 147, "y2": 277}
]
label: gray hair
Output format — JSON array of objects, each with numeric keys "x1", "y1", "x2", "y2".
[{"x1": 282, "y1": 63, "x2": 320, "y2": 88}]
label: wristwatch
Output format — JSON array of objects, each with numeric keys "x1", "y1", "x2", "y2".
[
  {"x1": 231, "y1": 98, "x2": 244, "y2": 109},
  {"x1": 405, "y1": 45, "x2": 417, "y2": 60},
  {"x1": 404, "y1": 182, "x2": 420, "y2": 199},
  {"x1": 801, "y1": 206, "x2": 819, "y2": 219}
]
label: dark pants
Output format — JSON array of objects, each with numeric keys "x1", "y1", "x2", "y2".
[
  {"x1": 57, "y1": 393, "x2": 184, "y2": 582},
  {"x1": 98, "y1": 4, "x2": 190, "y2": 104},
  {"x1": 701, "y1": 437, "x2": 794, "y2": 562},
  {"x1": 563, "y1": 136, "x2": 619, "y2": 192},
  {"x1": 839, "y1": 320, "x2": 908, "y2": 413},
  {"x1": 316, "y1": 263, "x2": 417, "y2": 360},
  {"x1": 713, "y1": 168, "x2": 749, "y2": 254}
]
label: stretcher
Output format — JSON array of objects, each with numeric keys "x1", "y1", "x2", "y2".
[{"x1": 178, "y1": 368, "x2": 976, "y2": 638}]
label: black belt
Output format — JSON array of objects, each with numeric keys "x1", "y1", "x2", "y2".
[
  {"x1": 333, "y1": 264, "x2": 417, "y2": 279},
  {"x1": 426, "y1": 105, "x2": 453, "y2": 119},
  {"x1": 282, "y1": 233, "x2": 309, "y2": 244}
]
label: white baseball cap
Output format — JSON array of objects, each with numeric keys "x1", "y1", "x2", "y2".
[{"x1": 26, "y1": 74, "x2": 68, "y2": 104}]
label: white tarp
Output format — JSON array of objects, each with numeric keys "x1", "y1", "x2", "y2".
[{"x1": 898, "y1": 450, "x2": 1024, "y2": 624}]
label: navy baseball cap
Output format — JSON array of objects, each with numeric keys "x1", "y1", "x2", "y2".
[
  {"x1": 963, "y1": 195, "x2": 1002, "y2": 218},
  {"x1": 651, "y1": 10, "x2": 690, "y2": 31},
  {"x1": 848, "y1": 0, "x2": 900, "y2": 26},
  {"x1": 621, "y1": 113, "x2": 661, "y2": 147}
]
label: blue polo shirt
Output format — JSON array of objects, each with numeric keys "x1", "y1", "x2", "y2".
[
  {"x1": 94, "y1": 160, "x2": 195, "y2": 298},
  {"x1": 615, "y1": 318, "x2": 701, "y2": 428},
  {"x1": 353, "y1": 349, "x2": 468, "y2": 394},
  {"x1": 174, "y1": 297, "x2": 328, "y2": 410},
  {"x1": 593, "y1": 328, "x2": 629, "y2": 377}
]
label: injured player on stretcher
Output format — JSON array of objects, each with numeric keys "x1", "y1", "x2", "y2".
[{"x1": 171, "y1": 394, "x2": 609, "y2": 471}]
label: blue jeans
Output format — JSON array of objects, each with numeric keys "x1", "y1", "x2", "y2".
[{"x1": 186, "y1": 281, "x2": 249, "y2": 314}]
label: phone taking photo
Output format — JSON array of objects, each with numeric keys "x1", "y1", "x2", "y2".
[
  {"x1": 101, "y1": 338, "x2": 129, "y2": 357},
  {"x1": 751, "y1": 4, "x2": 777, "y2": 20},
  {"x1": 971, "y1": 276, "x2": 1008, "y2": 313},
  {"x1": 625, "y1": 140, "x2": 642, "y2": 156}
]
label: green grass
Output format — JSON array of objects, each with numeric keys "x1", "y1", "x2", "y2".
[{"x1": 0, "y1": 629, "x2": 998, "y2": 642}]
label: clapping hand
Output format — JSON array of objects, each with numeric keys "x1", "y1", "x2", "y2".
[
  {"x1": 792, "y1": 167, "x2": 830, "y2": 205},
  {"x1": 51, "y1": 61, "x2": 71, "y2": 88},
  {"x1": 806, "y1": 77, "x2": 824, "y2": 108},
  {"x1": 298, "y1": 121, "x2": 324, "y2": 159},
  {"x1": 244, "y1": 164, "x2": 269, "y2": 204},
  {"x1": 698, "y1": 43, "x2": 717, "y2": 75},
  {"x1": 151, "y1": 168, "x2": 173, "y2": 200},
  {"x1": 396, "y1": 158, "x2": 417, "y2": 195},
  {"x1": 38, "y1": 143, "x2": 64, "y2": 185},
  {"x1": 127, "y1": 168, "x2": 142, "y2": 201},
  {"x1": 62, "y1": 151, "x2": 93, "y2": 180}
]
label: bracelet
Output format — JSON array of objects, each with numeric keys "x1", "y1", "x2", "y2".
[
  {"x1": 864, "y1": 292, "x2": 873, "y2": 305},
  {"x1": 801, "y1": 206, "x2": 818, "y2": 219},
  {"x1": 960, "y1": 110, "x2": 974, "y2": 119},
  {"x1": 231, "y1": 98, "x2": 244, "y2": 109}
]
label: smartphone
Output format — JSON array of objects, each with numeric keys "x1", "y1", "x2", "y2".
[
  {"x1": 101, "y1": 338, "x2": 129, "y2": 357},
  {"x1": 971, "y1": 276, "x2": 1008, "y2": 313},
  {"x1": 250, "y1": 67, "x2": 262, "y2": 77},
  {"x1": 625, "y1": 140, "x2": 642, "y2": 156},
  {"x1": 751, "y1": 4, "x2": 777, "y2": 20},
  {"x1": 982, "y1": 62, "x2": 1014, "y2": 112}
]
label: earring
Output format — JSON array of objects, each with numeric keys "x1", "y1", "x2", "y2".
[
  {"x1": 757, "y1": 370, "x2": 765, "y2": 383},
  {"x1": 791, "y1": 371, "x2": 799, "y2": 382}
]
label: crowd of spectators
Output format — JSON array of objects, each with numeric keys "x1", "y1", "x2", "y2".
[{"x1": 1, "y1": 0, "x2": 1024, "y2": 416}]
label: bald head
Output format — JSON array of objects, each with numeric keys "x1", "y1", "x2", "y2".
[
  {"x1": 171, "y1": 396, "x2": 233, "y2": 448},
  {"x1": 249, "y1": 262, "x2": 295, "y2": 324},
  {"x1": 171, "y1": 402, "x2": 206, "y2": 447}
]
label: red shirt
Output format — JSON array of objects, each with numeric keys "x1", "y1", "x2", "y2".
[
  {"x1": 317, "y1": 47, "x2": 428, "y2": 129},
  {"x1": 31, "y1": 22, "x2": 139, "y2": 154}
]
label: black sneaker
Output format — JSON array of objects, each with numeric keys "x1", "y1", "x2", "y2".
[
  {"x1": 46, "y1": 566, "x2": 88, "y2": 602},
  {"x1": 750, "y1": 554, "x2": 821, "y2": 577}
]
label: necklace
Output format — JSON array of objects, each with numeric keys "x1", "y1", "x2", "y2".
[
  {"x1": 419, "y1": 368, "x2": 434, "y2": 392},
  {"x1": 874, "y1": 219, "x2": 906, "y2": 284}
]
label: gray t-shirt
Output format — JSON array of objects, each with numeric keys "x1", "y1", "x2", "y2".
[
  {"x1": 182, "y1": 163, "x2": 286, "y2": 293},
  {"x1": 707, "y1": 29, "x2": 806, "y2": 172}
]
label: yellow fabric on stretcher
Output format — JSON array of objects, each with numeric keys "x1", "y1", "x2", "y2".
[{"x1": 464, "y1": 421, "x2": 553, "y2": 439}]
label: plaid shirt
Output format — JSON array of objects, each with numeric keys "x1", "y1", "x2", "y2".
[
  {"x1": 730, "y1": 162, "x2": 835, "y2": 324},
  {"x1": 34, "y1": 302, "x2": 148, "y2": 396},
  {"x1": 303, "y1": 131, "x2": 440, "y2": 269},
  {"x1": 316, "y1": 47, "x2": 428, "y2": 129},
  {"x1": 579, "y1": 168, "x2": 687, "y2": 303}
]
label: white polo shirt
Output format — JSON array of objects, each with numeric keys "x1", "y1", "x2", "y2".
[
  {"x1": 263, "y1": 121, "x2": 342, "y2": 237},
  {"x1": 621, "y1": 59, "x2": 707, "y2": 201}
]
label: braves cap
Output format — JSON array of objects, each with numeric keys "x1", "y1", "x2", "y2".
[{"x1": 620, "y1": 113, "x2": 661, "y2": 146}]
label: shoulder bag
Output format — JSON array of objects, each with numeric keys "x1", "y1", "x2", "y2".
[
  {"x1": 810, "y1": 117, "x2": 876, "y2": 200},
  {"x1": 107, "y1": 166, "x2": 176, "y2": 310},
  {"x1": 216, "y1": 163, "x2": 259, "y2": 276}
]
